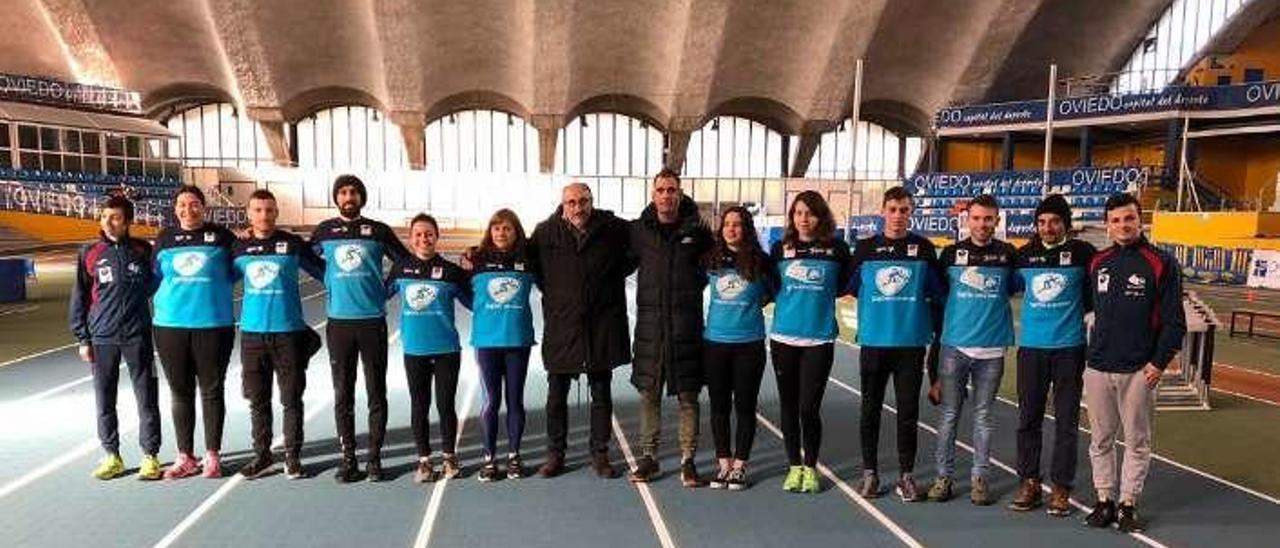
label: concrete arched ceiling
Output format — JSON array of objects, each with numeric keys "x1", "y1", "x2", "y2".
[{"x1": 2, "y1": 0, "x2": 1186, "y2": 134}]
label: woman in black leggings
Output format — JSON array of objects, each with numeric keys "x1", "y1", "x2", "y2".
[{"x1": 702, "y1": 207, "x2": 775, "y2": 490}]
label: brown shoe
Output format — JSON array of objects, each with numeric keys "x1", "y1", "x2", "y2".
[
  {"x1": 1046, "y1": 484, "x2": 1073, "y2": 516},
  {"x1": 591, "y1": 452, "x2": 617, "y2": 479},
  {"x1": 628, "y1": 455, "x2": 659, "y2": 483},
  {"x1": 1008, "y1": 478, "x2": 1042, "y2": 511},
  {"x1": 538, "y1": 452, "x2": 565, "y2": 478}
]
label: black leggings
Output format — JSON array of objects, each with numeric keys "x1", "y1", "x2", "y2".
[
  {"x1": 859, "y1": 346, "x2": 925, "y2": 473},
  {"x1": 154, "y1": 326, "x2": 235, "y2": 454},
  {"x1": 705, "y1": 340, "x2": 766, "y2": 461},
  {"x1": 770, "y1": 340, "x2": 834, "y2": 467},
  {"x1": 240, "y1": 331, "x2": 309, "y2": 456},
  {"x1": 405, "y1": 353, "x2": 461, "y2": 456},
  {"x1": 477, "y1": 347, "x2": 530, "y2": 458}
]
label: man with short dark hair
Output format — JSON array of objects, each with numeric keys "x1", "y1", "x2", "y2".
[
  {"x1": 530, "y1": 182, "x2": 636, "y2": 479},
  {"x1": 930, "y1": 194, "x2": 1018, "y2": 506},
  {"x1": 1009, "y1": 194, "x2": 1096, "y2": 516},
  {"x1": 628, "y1": 168, "x2": 714, "y2": 487},
  {"x1": 234, "y1": 189, "x2": 325, "y2": 480},
  {"x1": 71, "y1": 196, "x2": 163, "y2": 481},
  {"x1": 848, "y1": 186, "x2": 942, "y2": 501},
  {"x1": 310, "y1": 175, "x2": 410, "y2": 482},
  {"x1": 1083, "y1": 193, "x2": 1185, "y2": 533}
]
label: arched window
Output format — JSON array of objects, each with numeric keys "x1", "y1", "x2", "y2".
[
  {"x1": 809, "y1": 119, "x2": 925, "y2": 180},
  {"x1": 555, "y1": 113, "x2": 663, "y2": 177},
  {"x1": 683, "y1": 116, "x2": 794, "y2": 178},
  {"x1": 424, "y1": 109, "x2": 539, "y2": 173},
  {"x1": 164, "y1": 102, "x2": 274, "y2": 168},
  {"x1": 296, "y1": 106, "x2": 407, "y2": 171},
  {"x1": 1113, "y1": 0, "x2": 1250, "y2": 93}
]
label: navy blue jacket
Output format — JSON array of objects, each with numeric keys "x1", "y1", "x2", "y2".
[
  {"x1": 1088, "y1": 236, "x2": 1186, "y2": 372},
  {"x1": 69, "y1": 232, "x2": 156, "y2": 345}
]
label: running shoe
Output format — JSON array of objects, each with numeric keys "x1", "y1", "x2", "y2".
[
  {"x1": 783, "y1": 465, "x2": 804, "y2": 492},
  {"x1": 927, "y1": 477, "x2": 954, "y2": 502},
  {"x1": 164, "y1": 452, "x2": 200, "y2": 480},
  {"x1": 726, "y1": 467, "x2": 749, "y2": 491},
  {"x1": 201, "y1": 450, "x2": 222, "y2": 479},
  {"x1": 799, "y1": 466, "x2": 820, "y2": 494},
  {"x1": 92, "y1": 453, "x2": 125, "y2": 480},
  {"x1": 238, "y1": 453, "x2": 275, "y2": 480}
]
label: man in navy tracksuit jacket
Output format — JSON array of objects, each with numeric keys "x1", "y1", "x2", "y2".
[
  {"x1": 69, "y1": 196, "x2": 163, "y2": 480},
  {"x1": 1083, "y1": 193, "x2": 1186, "y2": 534}
]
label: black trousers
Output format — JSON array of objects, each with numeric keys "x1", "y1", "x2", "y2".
[
  {"x1": 859, "y1": 346, "x2": 926, "y2": 473},
  {"x1": 1016, "y1": 346, "x2": 1085, "y2": 488},
  {"x1": 326, "y1": 318, "x2": 389, "y2": 458},
  {"x1": 240, "y1": 331, "x2": 309, "y2": 456},
  {"x1": 546, "y1": 370, "x2": 613, "y2": 456},
  {"x1": 404, "y1": 352, "x2": 461, "y2": 456},
  {"x1": 154, "y1": 326, "x2": 235, "y2": 454},
  {"x1": 770, "y1": 341, "x2": 834, "y2": 467},
  {"x1": 92, "y1": 340, "x2": 161, "y2": 455},
  {"x1": 704, "y1": 340, "x2": 766, "y2": 461}
]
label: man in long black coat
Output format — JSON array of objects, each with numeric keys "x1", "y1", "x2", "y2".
[
  {"x1": 530, "y1": 182, "x2": 636, "y2": 479},
  {"x1": 627, "y1": 169, "x2": 714, "y2": 487}
]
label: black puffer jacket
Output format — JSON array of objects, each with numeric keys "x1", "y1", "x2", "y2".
[
  {"x1": 629, "y1": 196, "x2": 714, "y2": 395},
  {"x1": 530, "y1": 206, "x2": 636, "y2": 374}
]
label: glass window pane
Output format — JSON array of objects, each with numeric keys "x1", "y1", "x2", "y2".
[
  {"x1": 18, "y1": 125, "x2": 38, "y2": 149},
  {"x1": 83, "y1": 132, "x2": 101, "y2": 155}
]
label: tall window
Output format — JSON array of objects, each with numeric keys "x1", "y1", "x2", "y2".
[
  {"x1": 424, "y1": 110, "x2": 538, "y2": 173},
  {"x1": 1113, "y1": 0, "x2": 1250, "y2": 93},
  {"x1": 297, "y1": 105, "x2": 406, "y2": 171},
  {"x1": 683, "y1": 116, "x2": 794, "y2": 178},
  {"x1": 555, "y1": 113, "x2": 663, "y2": 177},
  {"x1": 1, "y1": 123, "x2": 13, "y2": 169},
  {"x1": 809, "y1": 119, "x2": 925, "y2": 180},
  {"x1": 165, "y1": 103, "x2": 275, "y2": 168}
]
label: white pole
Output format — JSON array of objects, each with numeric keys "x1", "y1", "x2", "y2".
[
  {"x1": 1176, "y1": 115, "x2": 1189, "y2": 212},
  {"x1": 1042, "y1": 63, "x2": 1057, "y2": 192},
  {"x1": 847, "y1": 58, "x2": 863, "y2": 237}
]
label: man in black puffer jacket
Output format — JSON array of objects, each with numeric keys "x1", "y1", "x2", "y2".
[
  {"x1": 627, "y1": 169, "x2": 714, "y2": 487},
  {"x1": 530, "y1": 182, "x2": 636, "y2": 479}
]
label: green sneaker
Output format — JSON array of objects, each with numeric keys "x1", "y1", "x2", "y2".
[
  {"x1": 800, "y1": 466, "x2": 820, "y2": 494},
  {"x1": 783, "y1": 465, "x2": 804, "y2": 492},
  {"x1": 92, "y1": 453, "x2": 125, "y2": 480},
  {"x1": 137, "y1": 454, "x2": 163, "y2": 481}
]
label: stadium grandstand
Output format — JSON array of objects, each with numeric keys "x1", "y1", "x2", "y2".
[{"x1": 1, "y1": 0, "x2": 1279, "y2": 547}]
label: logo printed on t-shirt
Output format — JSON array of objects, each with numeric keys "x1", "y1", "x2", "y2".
[
  {"x1": 335, "y1": 244, "x2": 364, "y2": 272},
  {"x1": 875, "y1": 266, "x2": 911, "y2": 296},
  {"x1": 172, "y1": 251, "x2": 208, "y2": 277},
  {"x1": 404, "y1": 283, "x2": 438, "y2": 311},
  {"x1": 1030, "y1": 272, "x2": 1067, "y2": 302},
  {"x1": 246, "y1": 260, "x2": 281, "y2": 289},
  {"x1": 959, "y1": 266, "x2": 999, "y2": 293},
  {"x1": 487, "y1": 276, "x2": 522, "y2": 304},
  {"x1": 784, "y1": 262, "x2": 824, "y2": 284},
  {"x1": 715, "y1": 273, "x2": 748, "y2": 300}
]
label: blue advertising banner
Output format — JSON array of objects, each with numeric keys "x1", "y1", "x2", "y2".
[
  {"x1": 904, "y1": 166, "x2": 1149, "y2": 196},
  {"x1": 936, "y1": 80, "x2": 1280, "y2": 129}
]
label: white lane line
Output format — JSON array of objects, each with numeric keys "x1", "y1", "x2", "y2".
[
  {"x1": 612, "y1": 414, "x2": 678, "y2": 548},
  {"x1": 1214, "y1": 362, "x2": 1280, "y2": 380},
  {"x1": 754, "y1": 412, "x2": 924, "y2": 548},
  {"x1": 0, "y1": 342, "x2": 79, "y2": 369},
  {"x1": 0, "y1": 304, "x2": 38, "y2": 317},
  {"x1": 411, "y1": 359, "x2": 480, "y2": 548},
  {"x1": 825, "y1": 375, "x2": 1172, "y2": 548},
  {"x1": 153, "y1": 380, "x2": 335, "y2": 548},
  {"x1": 3, "y1": 287, "x2": 327, "y2": 405},
  {"x1": 1210, "y1": 386, "x2": 1280, "y2": 407},
  {"x1": 0, "y1": 317, "x2": 329, "y2": 502},
  {"x1": 835, "y1": 339, "x2": 1280, "y2": 507},
  {"x1": 0, "y1": 276, "x2": 321, "y2": 371}
]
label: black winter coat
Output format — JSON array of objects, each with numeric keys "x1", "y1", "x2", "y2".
[
  {"x1": 629, "y1": 196, "x2": 714, "y2": 395},
  {"x1": 530, "y1": 207, "x2": 636, "y2": 374}
]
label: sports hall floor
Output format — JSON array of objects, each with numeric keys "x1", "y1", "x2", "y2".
[{"x1": 0, "y1": 255, "x2": 1278, "y2": 547}]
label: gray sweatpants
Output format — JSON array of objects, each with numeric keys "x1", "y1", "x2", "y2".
[{"x1": 1083, "y1": 367, "x2": 1156, "y2": 502}]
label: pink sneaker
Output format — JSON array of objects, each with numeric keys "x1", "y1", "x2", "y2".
[
  {"x1": 164, "y1": 453, "x2": 201, "y2": 480},
  {"x1": 201, "y1": 451, "x2": 222, "y2": 479}
]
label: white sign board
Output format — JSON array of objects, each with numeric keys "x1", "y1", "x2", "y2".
[{"x1": 1246, "y1": 249, "x2": 1280, "y2": 289}]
